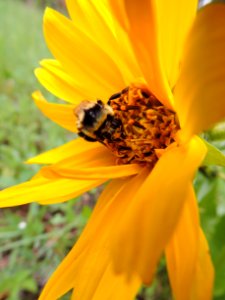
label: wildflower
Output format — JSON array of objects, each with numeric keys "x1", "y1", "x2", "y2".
[{"x1": 1, "y1": 0, "x2": 225, "y2": 299}]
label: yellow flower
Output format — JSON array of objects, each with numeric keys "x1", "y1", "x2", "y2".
[{"x1": 1, "y1": 0, "x2": 225, "y2": 299}]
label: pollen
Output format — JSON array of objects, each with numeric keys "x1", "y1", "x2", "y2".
[{"x1": 105, "y1": 83, "x2": 180, "y2": 167}]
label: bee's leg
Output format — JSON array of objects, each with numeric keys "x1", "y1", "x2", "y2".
[
  {"x1": 111, "y1": 118, "x2": 122, "y2": 129},
  {"x1": 107, "y1": 92, "x2": 121, "y2": 104},
  {"x1": 78, "y1": 132, "x2": 97, "y2": 142}
]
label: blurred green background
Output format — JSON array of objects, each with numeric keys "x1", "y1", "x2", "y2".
[{"x1": 0, "y1": 0, "x2": 225, "y2": 299}]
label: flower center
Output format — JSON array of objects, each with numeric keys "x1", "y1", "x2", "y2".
[{"x1": 75, "y1": 83, "x2": 180, "y2": 167}]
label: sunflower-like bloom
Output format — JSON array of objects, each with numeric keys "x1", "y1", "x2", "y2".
[{"x1": 1, "y1": 0, "x2": 225, "y2": 299}]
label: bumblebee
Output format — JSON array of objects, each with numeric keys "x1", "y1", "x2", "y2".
[{"x1": 74, "y1": 99, "x2": 122, "y2": 142}]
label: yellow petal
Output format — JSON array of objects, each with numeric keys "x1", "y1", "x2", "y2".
[
  {"x1": 165, "y1": 185, "x2": 199, "y2": 300},
  {"x1": 166, "y1": 186, "x2": 214, "y2": 300},
  {"x1": 46, "y1": 145, "x2": 116, "y2": 170},
  {"x1": 111, "y1": 136, "x2": 207, "y2": 284},
  {"x1": 65, "y1": 0, "x2": 142, "y2": 86},
  {"x1": 41, "y1": 163, "x2": 142, "y2": 180},
  {"x1": 71, "y1": 264, "x2": 140, "y2": 300},
  {"x1": 0, "y1": 175, "x2": 105, "y2": 207},
  {"x1": 26, "y1": 138, "x2": 102, "y2": 165},
  {"x1": 39, "y1": 175, "x2": 146, "y2": 299},
  {"x1": 174, "y1": 4, "x2": 225, "y2": 140},
  {"x1": 190, "y1": 229, "x2": 214, "y2": 300},
  {"x1": 32, "y1": 91, "x2": 77, "y2": 132},
  {"x1": 44, "y1": 7, "x2": 125, "y2": 100},
  {"x1": 35, "y1": 59, "x2": 91, "y2": 104},
  {"x1": 110, "y1": 0, "x2": 173, "y2": 108},
  {"x1": 155, "y1": 0, "x2": 198, "y2": 88}
]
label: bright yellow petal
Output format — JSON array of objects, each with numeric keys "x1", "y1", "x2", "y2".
[
  {"x1": 41, "y1": 163, "x2": 142, "y2": 180},
  {"x1": 35, "y1": 59, "x2": 91, "y2": 104},
  {"x1": 45, "y1": 145, "x2": 116, "y2": 170},
  {"x1": 155, "y1": 0, "x2": 198, "y2": 88},
  {"x1": 190, "y1": 229, "x2": 214, "y2": 300},
  {"x1": 174, "y1": 3, "x2": 225, "y2": 140},
  {"x1": 65, "y1": 0, "x2": 142, "y2": 86},
  {"x1": 44, "y1": 7, "x2": 125, "y2": 100},
  {"x1": 26, "y1": 138, "x2": 102, "y2": 165},
  {"x1": 165, "y1": 185, "x2": 199, "y2": 300},
  {"x1": 0, "y1": 176, "x2": 104, "y2": 207},
  {"x1": 110, "y1": 0, "x2": 173, "y2": 108},
  {"x1": 39, "y1": 174, "x2": 146, "y2": 299},
  {"x1": 71, "y1": 264, "x2": 140, "y2": 300},
  {"x1": 32, "y1": 91, "x2": 76, "y2": 132},
  {"x1": 111, "y1": 136, "x2": 207, "y2": 284},
  {"x1": 166, "y1": 186, "x2": 214, "y2": 300}
]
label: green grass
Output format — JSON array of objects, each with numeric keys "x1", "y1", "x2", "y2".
[
  {"x1": 0, "y1": 1, "x2": 84, "y2": 299},
  {"x1": 0, "y1": 0, "x2": 69, "y2": 189}
]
